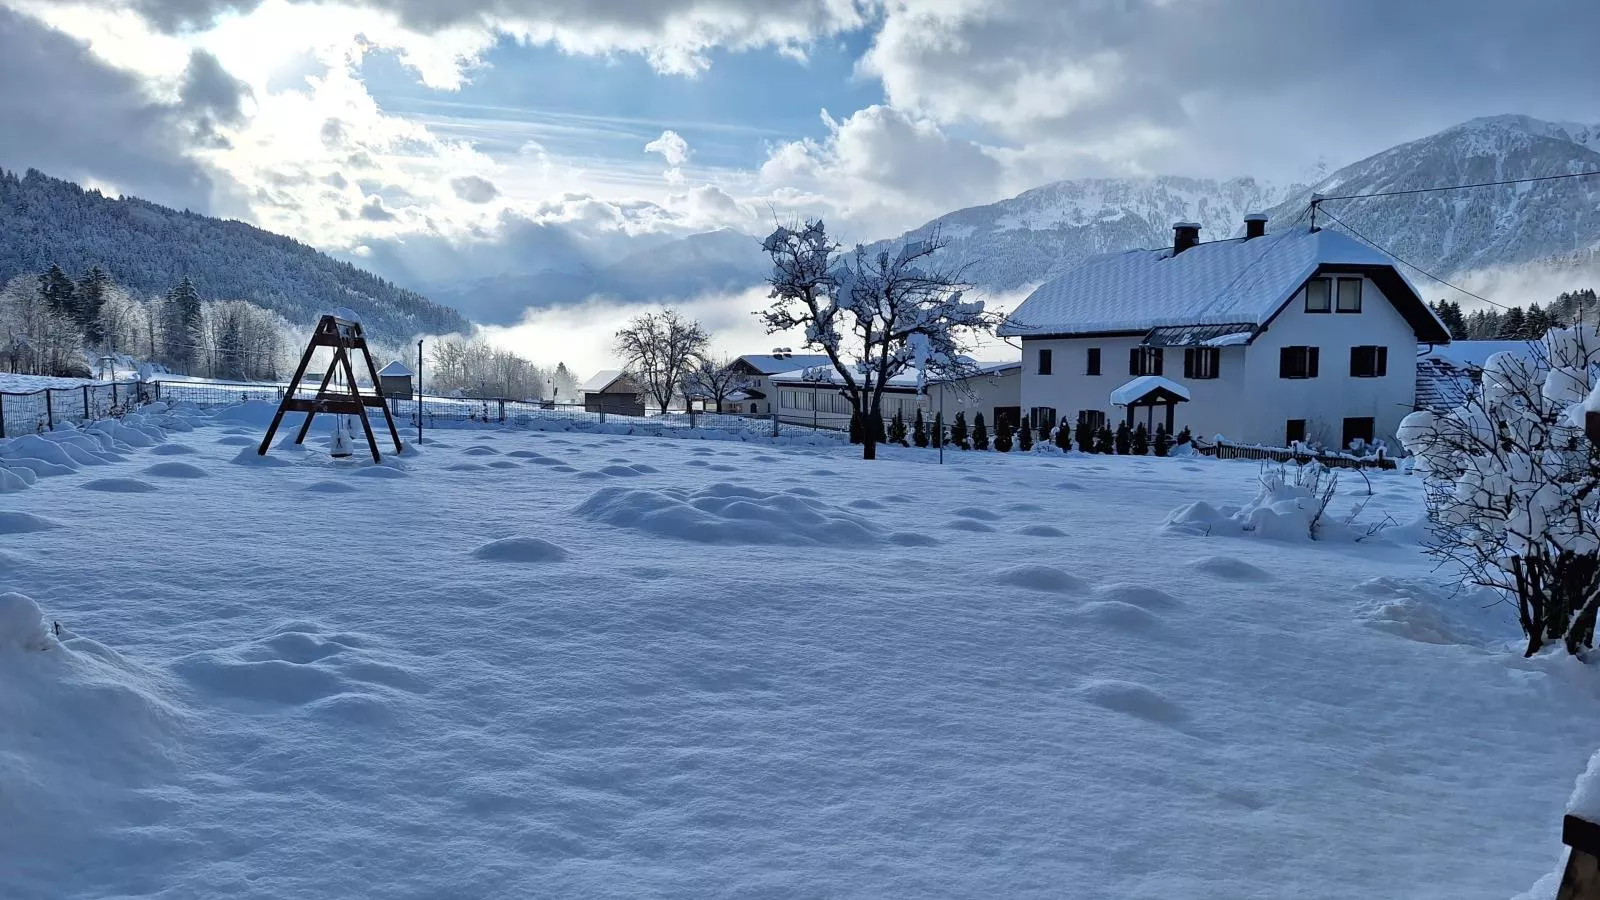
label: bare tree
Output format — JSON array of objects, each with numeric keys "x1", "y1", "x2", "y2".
[
  {"x1": 613, "y1": 308, "x2": 710, "y2": 414},
  {"x1": 1399, "y1": 326, "x2": 1600, "y2": 656},
  {"x1": 760, "y1": 220, "x2": 1000, "y2": 460},
  {"x1": 0, "y1": 275, "x2": 85, "y2": 375},
  {"x1": 683, "y1": 355, "x2": 751, "y2": 413}
]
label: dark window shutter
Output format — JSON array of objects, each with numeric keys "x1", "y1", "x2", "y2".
[
  {"x1": 1183, "y1": 349, "x2": 1194, "y2": 378},
  {"x1": 1377, "y1": 346, "x2": 1388, "y2": 376},
  {"x1": 1280, "y1": 347, "x2": 1293, "y2": 378},
  {"x1": 1129, "y1": 347, "x2": 1140, "y2": 375},
  {"x1": 1308, "y1": 347, "x2": 1320, "y2": 378}
]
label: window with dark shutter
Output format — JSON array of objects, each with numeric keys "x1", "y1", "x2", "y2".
[
  {"x1": 1350, "y1": 345, "x2": 1388, "y2": 378},
  {"x1": 1279, "y1": 346, "x2": 1319, "y2": 379},
  {"x1": 1130, "y1": 347, "x2": 1164, "y2": 376},
  {"x1": 1038, "y1": 348, "x2": 1052, "y2": 375},
  {"x1": 1184, "y1": 348, "x2": 1219, "y2": 379},
  {"x1": 1086, "y1": 347, "x2": 1101, "y2": 375}
]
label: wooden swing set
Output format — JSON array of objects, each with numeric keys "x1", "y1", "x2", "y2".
[{"x1": 256, "y1": 313, "x2": 403, "y2": 463}]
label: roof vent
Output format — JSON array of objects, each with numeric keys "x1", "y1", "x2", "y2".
[
  {"x1": 1172, "y1": 222, "x2": 1201, "y2": 255},
  {"x1": 1244, "y1": 213, "x2": 1268, "y2": 239}
]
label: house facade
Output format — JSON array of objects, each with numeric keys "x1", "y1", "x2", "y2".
[
  {"x1": 770, "y1": 362, "x2": 1021, "y2": 432},
  {"x1": 726, "y1": 353, "x2": 833, "y2": 416},
  {"x1": 1002, "y1": 219, "x2": 1451, "y2": 450}
]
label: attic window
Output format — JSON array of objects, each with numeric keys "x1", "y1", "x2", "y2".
[
  {"x1": 1337, "y1": 278, "x2": 1363, "y2": 313},
  {"x1": 1305, "y1": 278, "x2": 1332, "y2": 313}
]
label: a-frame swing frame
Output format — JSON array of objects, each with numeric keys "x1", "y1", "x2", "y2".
[{"x1": 257, "y1": 314, "x2": 403, "y2": 463}]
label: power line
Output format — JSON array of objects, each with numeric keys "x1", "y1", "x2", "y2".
[
  {"x1": 1314, "y1": 169, "x2": 1600, "y2": 203},
  {"x1": 1314, "y1": 207, "x2": 1515, "y2": 312}
]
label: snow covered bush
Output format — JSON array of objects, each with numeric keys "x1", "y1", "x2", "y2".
[
  {"x1": 1017, "y1": 418, "x2": 1033, "y2": 452},
  {"x1": 973, "y1": 413, "x2": 989, "y2": 450},
  {"x1": 1132, "y1": 424, "x2": 1150, "y2": 456},
  {"x1": 1114, "y1": 422, "x2": 1131, "y2": 455},
  {"x1": 1165, "y1": 462, "x2": 1378, "y2": 543},
  {"x1": 1154, "y1": 424, "x2": 1173, "y2": 457},
  {"x1": 1398, "y1": 327, "x2": 1600, "y2": 656},
  {"x1": 994, "y1": 416, "x2": 1013, "y2": 452},
  {"x1": 1055, "y1": 419, "x2": 1073, "y2": 453},
  {"x1": 951, "y1": 412, "x2": 968, "y2": 449},
  {"x1": 1094, "y1": 427, "x2": 1113, "y2": 455}
]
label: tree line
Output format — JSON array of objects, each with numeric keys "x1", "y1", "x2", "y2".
[
  {"x1": 0, "y1": 265, "x2": 292, "y2": 381},
  {"x1": 425, "y1": 337, "x2": 579, "y2": 402},
  {"x1": 1429, "y1": 289, "x2": 1598, "y2": 341}
]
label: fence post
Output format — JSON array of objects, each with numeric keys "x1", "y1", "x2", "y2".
[
  {"x1": 599, "y1": 408, "x2": 606, "y2": 424},
  {"x1": 688, "y1": 405, "x2": 697, "y2": 429},
  {"x1": 111, "y1": 382, "x2": 118, "y2": 409},
  {"x1": 771, "y1": 412, "x2": 779, "y2": 438},
  {"x1": 83, "y1": 385, "x2": 90, "y2": 420},
  {"x1": 45, "y1": 390, "x2": 53, "y2": 430},
  {"x1": 498, "y1": 399, "x2": 506, "y2": 423},
  {"x1": 0, "y1": 393, "x2": 5, "y2": 438}
]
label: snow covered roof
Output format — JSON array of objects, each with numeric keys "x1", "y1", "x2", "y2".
[
  {"x1": 580, "y1": 370, "x2": 631, "y2": 393},
  {"x1": 1111, "y1": 376, "x2": 1192, "y2": 406},
  {"x1": 768, "y1": 361, "x2": 1021, "y2": 390},
  {"x1": 1001, "y1": 226, "x2": 1449, "y2": 343},
  {"x1": 377, "y1": 361, "x2": 412, "y2": 376},
  {"x1": 737, "y1": 354, "x2": 834, "y2": 375},
  {"x1": 1422, "y1": 340, "x2": 1539, "y2": 370}
]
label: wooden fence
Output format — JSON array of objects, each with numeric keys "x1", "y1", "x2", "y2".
[{"x1": 1193, "y1": 438, "x2": 1398, "y2": 471}]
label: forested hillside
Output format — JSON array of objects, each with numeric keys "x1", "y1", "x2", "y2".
[{"x1": 0, "y1": 169, "x2": 468, "y2": 343}]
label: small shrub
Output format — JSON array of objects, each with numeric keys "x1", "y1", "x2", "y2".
[
  {"x1": 849, "y1": 411, "x2": 863, "y2": 444},
  {"x1": 1054, "y1": 418, "x2": 1073, "y2": 452},
  {"x1": 995, "y1": 417, "x2": 1014, "y2": 452},
  {"x1": 1037, "y1": 418, "x2": 1052, "y2": 446},
  {"x1": 1114, "y1": 421, "x2": 1132, "y2": 455},
  {"x1": 1077, "y1": 418, "x2": 1095, "y2": 453},
  {"x1": 1176, "y1": 426, "x2": 1192, "y2": 446},
  {"x1": 1018, "y1": 418, "x2": 1034, "y2": 451},
  {"x1": 912, "y1": 409, "x2": 929, "y2": 447},
  {"x1": 889, "y1": 408, "x2": 908, "y2": 447},
  {"x1": 952, "y1": 412, "x2": 969, "y2": 449},
  {"x1": 1095, "y1": 426, "x2": 1114, "y2": 454},
  {"x1": 973, "y1": 413, "x2": 990, "y2": 450},
  {"x1": 1154, "y1": 424, "x2": 1173, "y2": 457},
  {"x1": 1131, "y1": 423, "x2": 1149, "y2": 456}
]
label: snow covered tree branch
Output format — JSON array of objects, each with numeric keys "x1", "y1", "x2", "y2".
[
  {"x1": 1398, "y1": 326, "x2": 1600, "y2": 656},
  {"x1": 760, "y1": 220, "x2": 1001, "y2": 460}
]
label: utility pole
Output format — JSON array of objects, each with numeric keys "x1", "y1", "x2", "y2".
[{"x1": 416, "y1": 339, "x2": 423, "y2": 445}]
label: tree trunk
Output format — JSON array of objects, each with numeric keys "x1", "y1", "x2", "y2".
[{"x1": 862, "y1": 433, "x2": 877, "y2": 460}]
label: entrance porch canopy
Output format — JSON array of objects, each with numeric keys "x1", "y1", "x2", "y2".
[{"x1": 1111, "y1": 375, "x2": 1191, "y2": 431}]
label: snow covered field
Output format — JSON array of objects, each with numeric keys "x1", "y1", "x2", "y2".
[{"x1": 2, "y1": 401, "x2": 1597, "y2": 899}]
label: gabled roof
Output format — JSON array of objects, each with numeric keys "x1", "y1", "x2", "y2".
[
  {"x1": 377, "y1": 360, "x2": 413, "y2": 376},
  {"x1": 580, "y1": 369, "x2": 632, "y2": 393},
  {"x1": 768, "y1": 360, "x2": 1021, "y2": 390},
  {"x1": 736, "y1": 354, "x2": 834, "y2": 375},
  {"x1": 1001, "y1": 226, "x2": 1450, "y2": 343},
  {"x1": 1111, "y1": 376, "x2": 1192, "y2": 406}
]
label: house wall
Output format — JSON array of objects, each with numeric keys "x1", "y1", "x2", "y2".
[
  {"x1": 924, "y1": 370, "x2": 1022, "y2": 426},
  {"x1": 1018, "y1": 336, "x2": 1251, "y2": 438},
  {"x1": 1017, "y1": 274, "x2": 1418, "y2": 448},
  {"x1": 774, "y1": 370, "x2": 1021, "y2": 431},
  {"x1": 584, "y1": 391, "x2": 645, "y2": 417},
  {"x1": 1242, "y1": 274, "x2": 1417, "y2": 449}
]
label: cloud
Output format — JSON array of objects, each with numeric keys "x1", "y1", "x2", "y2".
[
  {"x1": 359, "y1": 195, "x2": 397, "y2": 220},
  {"x1": 0, "y1": 6, "x2": 215, "y2": 210},
  {"x1": 644, "y1": 129, "x2": 689, "y2": 167},
  {"x1": 449, "y1": 174, "x2": 499, "y2": 203}
]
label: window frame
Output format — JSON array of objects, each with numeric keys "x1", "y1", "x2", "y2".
[
  {"x1": 1349, "y1": 345, "x2": 1388, "y2": 378},
  {"x1": 1286, "y1": 419, "x2": 1307, "y2": 445},
  {"x1": 1336, "y1": 277, "x2": 1363, "y2": 314},
  {"x1": 1129, "y1": 347, "x2": 1164, "y2": 377},
  {"x1": 1342, "y1": 416, "x2": 1375, "y2": 449},
  {"x1": 1079, "y1": 409, "x2": 1107, "y2": 432},
  {"x1": 1038, "y1": 348, "x2": 1053, "y2": 376},
  {"x1": 1279, "y1": 346, "x2": 1320, "y2": 380},
  {"x1": 1085, "y1": 347, "x2": 1101, "y2": 376},
  {"x1": 1184, "y1": 347, "x2": 1220, "y2": 380},
  {"x1": 1305, "y1": 277, "x2": 1332, "y2": 314}
]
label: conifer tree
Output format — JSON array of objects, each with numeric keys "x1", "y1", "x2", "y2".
[
  {"x1": 1176, "y1": 425, "x2": 1193, "y2": 446},
  {"x1": 1076, "y1": 416, "x2": 1094, "y2": 453},
  {"x1": 38, "y1": 265, "x2": 77, "y2": 321},
  {"x1": 1094, "y1": 426, "x2": 1113, "y2": 454},
  {"x1": 1526, "y1": 303, "x2": 1552, "y2": 340},
  {"x1": 933, "y1": 411, "x2": 945, "y2": 448},
  {"x1": 912, "y1": 408, "x2": 929, "y2": 447},
  {"x1": 973, "y1": 412, "x2": 989, "y2": 450},
  {"x1": 1154, "y1": 423, "x2": 1173, "y2": 457},
  {"x1": 889, "y1": 408, "x2": 908, "y2": 446},
  {"x1": 162, "y1": 276, "x2": 202, "y2": 372},
  {"x1": 1017, "y1": 416, "x2": 1033, "y2": 451},
  {"x1": 1131, "y1": 423, "x2": 1149, "y2": 455},
  {"x1": 1037, "y1": 417, "x2": 1051, "y2": 446},
  {"x1": 872, "y1": 410, "x2": 888, "y2": 444},
  {"x1": 1498, "y1": 306, "x2": 1528, "y2": 339},
  {"x1": 1114, "y1": 421, "x2": 1132, "y2": 455},
  {"x1": 76, "y1": 266, "x2": 109, "y2": 344},
  {"x1": 994, "y1": 416, "x2": 1013, "y2": 452},
  {"x1": 1055, "y1": 418, "x2": 1073, "y2": 452},
  {"x1": 952, "y1": 412, "x2": 969, "y2": 449}
]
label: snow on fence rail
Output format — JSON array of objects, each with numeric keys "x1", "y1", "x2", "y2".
[
  {"x1": 1194, "y1": 437, "x2": 1398, "y2": 470},
  {"x1": 0, "y1": 379, "x2": 147, "y2": 438}
]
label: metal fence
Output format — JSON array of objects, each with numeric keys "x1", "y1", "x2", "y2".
[{"x1": 0, "y1": 380, "x2": 148, "y2": 438}]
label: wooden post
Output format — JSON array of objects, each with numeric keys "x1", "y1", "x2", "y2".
[
  {"x1": 82, "y1": 385, "x2": 90, "y2": 420},
  {"x1": 1561, "y1": 815, "x2": 1600, "y2": 900},
  {"x1": 44, "y1": 390, "x2": 53, "y2": 430}
]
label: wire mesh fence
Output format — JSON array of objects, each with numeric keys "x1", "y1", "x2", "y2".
[{"x1": 0, "y1": 380, "x2": 148, "y2": 438}]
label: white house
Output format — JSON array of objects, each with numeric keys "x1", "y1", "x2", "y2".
[
  {"x1": 770, "y1": 362, "x2": 1021, "y2": 432},
  {"x1": 1000, "y1": 218, "x2": 1452, "y2": 450},
  {"x1": 726, "y1": 353, "x2": 833, "y2": 416}
]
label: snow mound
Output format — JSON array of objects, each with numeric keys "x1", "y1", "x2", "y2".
[
  {"x1": 947, "y1": 518, "x2": 997, "y2": 533},
  {"x1": 215, "y1": 435, "x2": 258, "y2": 446},
  {"x1": 505, "y1": 450, "x2": 543, "y2": 459},
  {"x1": 0, "y1": 592, "x2": 52, "y2": 651},
  {"x1": 486, "y1": 460, "x2": 521, "y2": 469},
  {"x1": 304, "y1": 480, "x2": 357, "y2": 493},
  {"x1": 444, "y1": 462, "x2": 489, "y2": 471},
  {"x1": 951, "y1": 506, "x2": 1002, "y2": 521},
  {"x1": 576, "y1": 483, "x2": 880, "y2": 546},
  {"x1": 1095, "y1": 583, "x2": 1183, "y2": 610},
  {"x1": 149, "y1": 443, "x2": 199, "y2": 456},
  {"x1": 599, "y1": 464, "x2": 644, "y2": 477},
  {"x1": 1165, "y1": 471, "x2": 1378, "y2": 543},
  {"x1": 1352, "y1": 578, "x2": 1484, "y2": 646},
  {"x1": 1073, "y1": 600, "x2": 1162, "y2": 633},
  {"x1": 143, "y1": 462, "x2": 209, "y2": 479},
  {"x1": 1075, "y1": 679, "x2": 1189, "y2": 726},
  {"x1": 471, "y1": 537, "x2": 571, "y2": 563},
  {"x1": 849, "y1": 498, "x2": 886, "y2": 510},
  {"x1": 353, "y1": 465, "x2": 408, "y2": 479},
  {"x1": 79, "y1": 477, "x2": 158, "y2": 493},
  {"x1": 461, "y1": 445, "x2": 500, "y2": 456},
  {"x1": 888, "y1": 531, "x2": 940, "y2": 546},
  {"x1": 1017, "y1": 524, "x2": 1066, "y2": 537},
  {"x1": 0, "y1": 467, "x2": 32, "y2": 493},
  {"x1": 0, "y1": 511, "x2": 63, "y2": 533},
  {"x1": 995, "y1": 564, "x2": 1088, "y2": 593},
  {"x1": 1187, "y1": 555, "x2": 1274, "y2": 582},
  {"x1": 174, "y1": 623, "x2": 424, "y2": 708},
  {"x1": 229, "y1": 447, "x2": 291, "y2": 467}
]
